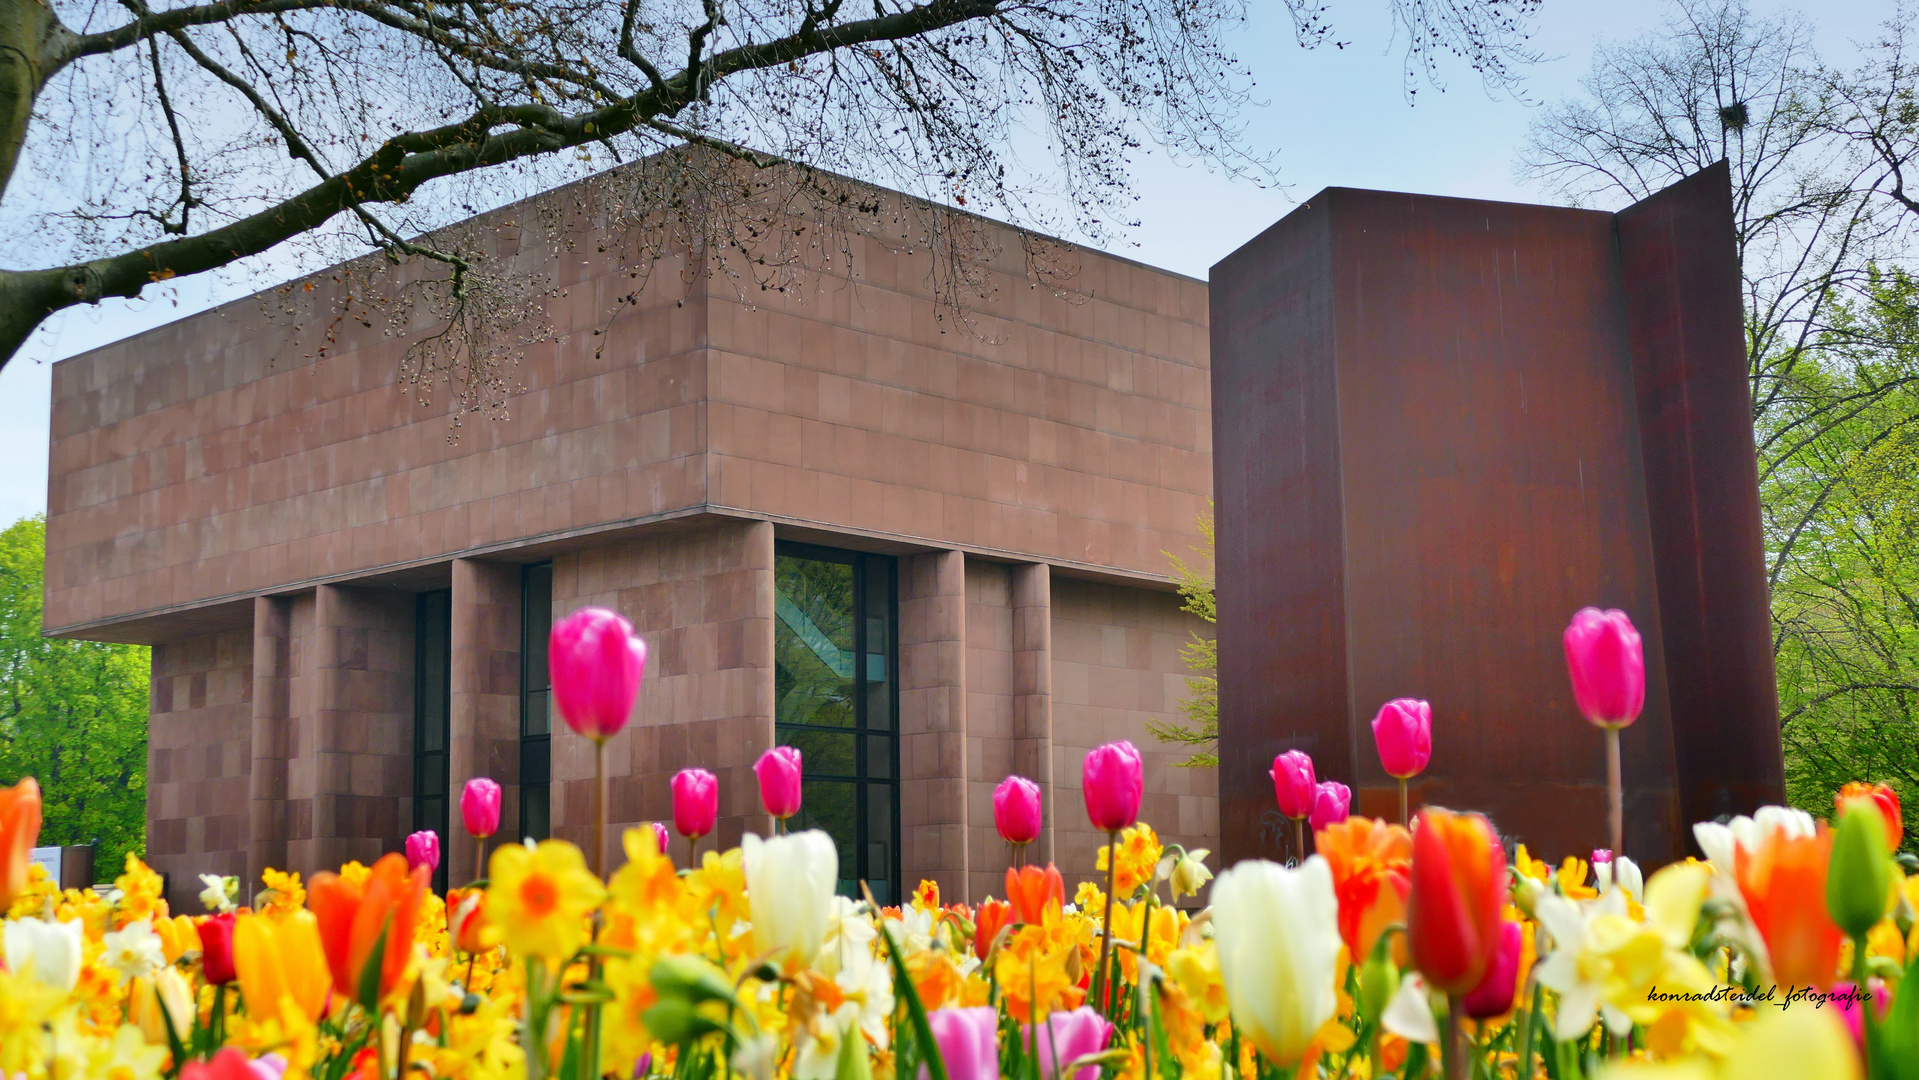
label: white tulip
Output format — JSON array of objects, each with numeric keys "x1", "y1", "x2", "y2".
[
  {"x1": 1614, "y1": 856, "x2": 1644, "y2": 902},
  {"x1": 102, "y1": 919, "x2": 166, "y2": 984},
  {"x1": 742, "y1": 829, "x2": 839, "y2": 965},
  {"x1": 1210, "y1": 856, "x2": 1341, "y2": 1067},
  {"x1": 1694, "y1": 806, "x2": 1817, "y2": 874},
  {"x1": 5, "y1": 917, "x2": 84, "y2": 992}
]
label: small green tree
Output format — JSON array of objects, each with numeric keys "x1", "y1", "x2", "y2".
[
  {"x1": 0, "y1": 516, "x2": 150, "y2": 879},
  {"x1": 1149, "y1": 509, "x2": 1218, "y2": 768}
]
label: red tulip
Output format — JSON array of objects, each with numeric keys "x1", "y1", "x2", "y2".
[
  {"x1": 405, "y1": 830, "x2": 440, "y2": 875},
  {"x1": 1460, "y1": 919, "x2": 1524, "y2": 1019},
  {"x1": 180, "y1": 1048, "x2": 263, "y2": 1080},
  {"x1": 1270, "y1": 750, "x2": 1316, "y2": 820},
  {"x1": 1562, "y1": 608, "x2": 1645, "y2": 728},
  {"x1": 755, "y1": 746, "x2": 804, "y2": 820},
  {"x1": 461, "y1": 778, "x2": 502, "y2": 840},
  {"x1": 198, "y1": 912, "x2": 238, "y2": 985},
  {"x1": 1081, "y1": 741, "x2": 1143, "y2": 833},
  {"x1": 671, "y1": 768, "x2": 719, "y2": 839},
  {"x1": 1835, "y1": 782, "x2": 1902, "y2": 849},
  {"x1": 550, "y1": 607, "x2": 647, "y2": 740},
  {"x1": 1406, "y1": 807, "x2": 1507, "y2": 996},
  {"x1": 1309, "y1": 781, "x2": 1352, "y2": 831},
  {"x1": 1371, "y1": 699, "x2": 1432, "y2": 779},
  {"x1": 994, "y1": 776, "x2": 1043, "y2": 845},
  {"x1": 0, "y1": 777, "x2": 42, "y2": 913}
]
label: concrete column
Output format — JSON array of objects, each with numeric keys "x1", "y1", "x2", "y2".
[
  {"x1": 248, "y1": 595, "x2": 292, "y2": 886},
  {"x1": 449, "y1": 559, "x2": 522, "y2": 883},
  {"x1": 900, "y1": 549, "x2": 967, "y2": 901},
  {"x1": 1011, "y1": 563, "x2": 1054, "y2": 866}
]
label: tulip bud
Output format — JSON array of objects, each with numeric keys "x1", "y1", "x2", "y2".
[
  {"x1": 1082, "y1": 741, "x2": 1144, "y2": 833},
  {"x1": 1562, "y1": 608, "x2": 1645, "y2": 728},
  {"x1": 550, "y1": 607, "x2": 647, "y2": 740},
  {"x1": 198, "y1": 912, "x2": 238, "y2": 985},
  {"x1": 754, "y1": 747, "x2": 804, "y2": 820},
  {"x1": 1356, "y1": 949, "x2": 1399, "y2": 1024},
  {"x1": 406, "y1": 830, "x2": 440, "y2": 875},
  {"x1": 1270, "y1": 750, "x2": 1316, "y2": 820},
  {"x1": 994, "y1": 775, "x2": 1043, "y2": 845},
  {"x1": 1309, "y1": 782, "x2": 1351, "y2": 832},
  {"x1": 1828, "y1": 804, "x2": 1895, "y2": 940},
  {"x1": 671, "y1": 768, "x2": 719, "y2": 840},
  {"x1": 1371, "y1": 699, "x2": 1432, "y2": 780},
  {"x1": 461, "y1": 778, "x2": 503, "y2": 840},
  {"x1": 0, "y1": 777, "x2": 42, "y2": 913}
]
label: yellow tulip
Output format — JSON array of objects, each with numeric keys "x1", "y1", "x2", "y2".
[
  {"x1": 233, "y1": 910, "x2": 331, "y2": 1021},
  {"x1": 153, "y1": 914, "x2": 200, "y2": 964},
  {"x1": 129, "y1": 967, "x2": 194, "y2": 1045}
]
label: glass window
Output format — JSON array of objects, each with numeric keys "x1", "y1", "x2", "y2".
[
  {"x1": 521, "y1": 563, "x2": 553, "y2": 842},
  {"x1": 775, "y1": 544, "x2": 898, "y2": 902},
  {"x1": 414, "y1": 589, "x2": 452, "y2": 892}
]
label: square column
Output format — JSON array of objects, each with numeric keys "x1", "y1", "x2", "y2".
[
  {"x1": 1010, "y1": 563, "x2": 1054, "y2": 866},
  {"x1": 900, "y1": 549, "x2": 968, "y2": 900},
  {"x1": 449, "y1": 559, "x2": 522, "y2": 883},
  {"x1": 249, "y1": 595, "x2": 292, "y2": 886}
]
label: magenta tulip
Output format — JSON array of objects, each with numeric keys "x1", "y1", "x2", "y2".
[
  {"x1": 405, "y1": 830, "x2": 440, "y2": 875},
  {"x1": 460, "y1": 778, "x2": 503, "y2": 840},
  {"x1": 1562, "y1": 608, "x2": 1645, "y2": 728},
  {"x1": 755, "y1": 746, "x2": 804, "y2": 820},
  {"x1": 921, "y1": 1007, "x2": 999, "y2": 1080},
  {"x1": 1461, "y1": 920, "x2": 1524, "y2": 1020},
  {"x1": 671, "y1": 768, "x2": 719, "y2": 840},
  {"x1": 1033, "y1": 1007, "x2": 1114, "y2": 1080},
  {"x1": 1270, "y1": 750, "x2": 1316, "y2": 820},
  {"x1": 1371, "y1": 698, "x2": 1432, "y2": 779},
  {"x1": 648, "y1": 821, "x2": 670, "y2": 855},
  {"x1": 1081, "y1": 741, "x2": 1143, "y2": 833},
  {"x1": 994, "y1": 776, "x2": 1044, "y2": 845},
  {"x1": 1309, "y1": 781, "x2": 1351, "y2": 832},
  {"x1": 550, "y1": 607, "x2": 648, "y2": 740}
]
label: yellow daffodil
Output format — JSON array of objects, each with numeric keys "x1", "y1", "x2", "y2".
[
  {"x1": 1096, "y1": 823, "x2": 1163, "y2": 897},
  {"x1": 487, "y1": 839, "x2": 605, "y2": 964},
  {"x1": 1166, "y1": 939, "x2": 1230, "y2": 1024}
]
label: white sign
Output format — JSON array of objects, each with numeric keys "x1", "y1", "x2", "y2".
[{"x1": 29, "y1": 846, "x2": 61, "y2": 883}]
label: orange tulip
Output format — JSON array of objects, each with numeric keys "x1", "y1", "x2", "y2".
[
  {"x1": 1736, "y1": 823, "x2": 1844, "y2": 989},
  {"x1": 233, "y1": 910, "x2": 331, "y2": 1021},
  {"x1": 0, "y1": 777, "x2": 43, "y2": 911},
  {"x1": 446, "y1": 887, "x2": 497, "y2": 956},
  {"x1": 1005, "y1": 864, "x2": 1065, "y2": 926},
  {"x1": 1405, "y1": 807, "x2": 1507, "y2": 997},
  {"x1": 1835, "y1": 782, "x2": 1902, "y2": 849},
  {"x1": 308, "y1": 852, "x2": 429, "y2": 1005},
  {"x1": 974, "y1": 898, "x2": 1013, "y2": 961},
  {"x1": 1315, "y1": 817, "x2": 1412, "y2": 964}
]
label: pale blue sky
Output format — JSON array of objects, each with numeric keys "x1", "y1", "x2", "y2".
[{"x1": 0, "y1": 0, "x2": 1893, "y2": 524}]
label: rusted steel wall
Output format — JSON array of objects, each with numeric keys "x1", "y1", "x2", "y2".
[{"x1": 1211, "y1": 163, "x2": 1782, "y2": 865}]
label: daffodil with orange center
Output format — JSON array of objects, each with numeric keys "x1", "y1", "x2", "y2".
[
  {"x1": 487, "y1": 839, "x2": 605, "y2": 965},
  {"x1": 110, "y1": 854, "x2": 169, "y2": 929},
  {"x1": 993, "y1": 922, "x2": 1085, "y2": 1022},
  {"x1": 1315, "y1": 816, "x2": 1412, "y2": 966},
  {"x1": 1107, "y1": 900, "x2": 1185, "y2": 980},
  {"x1": 257, "y1": 869, "x2": 307, "y2": 921},
  {"x1": 1095, "y1": 823, "x2": 1163, "y2": 897}
]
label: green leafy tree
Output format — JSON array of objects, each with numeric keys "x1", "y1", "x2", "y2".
[
  {"x1": 0, "y1": 515, "x2": 150, "y2": 879},
  {"x1": 1148, "y1": 509, "x2": 1218, "y2": 768}
]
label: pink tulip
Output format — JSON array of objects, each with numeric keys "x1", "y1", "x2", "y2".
[
  {"x1": 1270, "y1": 750, "x2": 1316, "y2": 820},
  {"x1": 921, "y1": 1006, "x2": 999, "y2": 1080},
  {"x1": 1033, "y1": 1007, "x2": 1114, "y2": 1080},
  {"x1": 671, "y1": 768, "x2": 718, "y2": 840},
  {"x1": 460, "y1": 778, "x2": 503, "y2": 839},
  {"x1": 1562, "y1": 608, "x2": 1645, "y2": 728},
  {"x1": 994, "y1": 776, "x2": 1043, "y2": 845},
  {"x1": 1461, "y1": 920, "x2": 1524, "y2": 1019},
  {"x1": 1831, "y1": 980, "x2": 1890, "y2": 1049},
  {"x1": 550, "y1": 607, "x2": 648, "y2": 740},
  {"x1": 1309, "y1": 781, "x2": 1351, "y2": 831},
  {"x1": 1081, "y1": 741, "x2": 1143, "y2": 833},
  {"x1": 648, "y1": 822, "x2": 670, "y2": 855},
  {"x1": 755, "y1": 746, "x2": 804, "y2": 820},
  {"x1": 1371, "y1": 698, "x2": 1432, "y2": 779},
  {"x1": 405, "y1": 830, "x2": 440, "y2": 875}
]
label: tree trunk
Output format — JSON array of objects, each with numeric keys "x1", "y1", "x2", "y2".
[{"x1": 0, "y1": 0, "x2": 62, "y2": 199}]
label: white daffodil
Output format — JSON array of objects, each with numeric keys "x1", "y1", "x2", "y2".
[
  {"x1": 4, "y1": 917, "x2": 84, "y2": 992},
  {"x1": 742, "y1": 830, "x2": 838, "y2": 966},
  {"x1": 1169, "y1": 849, "x2": 1214, "y2": 901},
  {"x1": 1531, "y1": 889, "x2": 1636, "y2": 1040},
  {"x1": 199, "y1": 873, "x2": 238, "y2": 913},
  {"x1": 882, "y1": 903, "x2": 936, "y2": 956},
  {"x1": 838, "y1": 945, "x2": 895, "y2": 1051},
  {"x1": 1211, "y1": 856, "x2": 1342, "y2": 1067},
  {"x1": 102, "y1": 919, "x2": 166, "y2": 984},
  {"x1": 1381, "y1": 973, "x2": 1439, "y2": 1045},
  {"x1": 819, "y1": 896, "x2": 878, "y2": 982}
]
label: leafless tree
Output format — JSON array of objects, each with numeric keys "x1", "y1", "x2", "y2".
[{"x1": 0, "y1": 0, "x2": 1543, "y2": 389}]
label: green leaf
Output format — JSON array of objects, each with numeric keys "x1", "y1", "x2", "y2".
[{"x1": 357, "y1": 917, "x2": 392, "y2": 1014}]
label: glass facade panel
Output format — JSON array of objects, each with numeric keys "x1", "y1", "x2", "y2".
[
  {"x1": 414, "y1": 589, "x2": 452, "y2": 893},
  {"x1": 774, "y1": 543, "x2": 898, "y2": 902},
  {"x1": 521, "y1": 563, "x2": 553, "y2": 841}
]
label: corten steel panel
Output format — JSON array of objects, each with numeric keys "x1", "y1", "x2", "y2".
[
  {"x1": 1616, "y1": 162, "x2": 1786, "y2": 827},
  {"x1": 1213, "y1": 166, "x2": 1781, "y2": 866}
]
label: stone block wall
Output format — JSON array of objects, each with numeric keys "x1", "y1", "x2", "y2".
[{"x1": 147, "y1": 628, "x2": 252, "y2": 912}]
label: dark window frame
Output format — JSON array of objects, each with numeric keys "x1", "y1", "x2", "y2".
[
  {"x1": 520, "y1": 562, "x2": 554, "y2": 842},
  {"x1": 773, "y1": 541, "x2": 901, "y2": 903},
  {"x1": 413, "y1": 589, "x2": 453, "y2": 893}
]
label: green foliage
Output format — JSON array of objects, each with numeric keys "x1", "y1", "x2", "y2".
[
  {"x1": 0, "y1": 515, "x2": 150, "y2": 879},
  {"x1": 1147, "y1": 508, "x2": 1218, "y2": 768}
]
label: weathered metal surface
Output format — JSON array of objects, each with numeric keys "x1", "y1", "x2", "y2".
[{"x1": 1212, "y1": 165, "x2": 1783, "y2": 866}]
